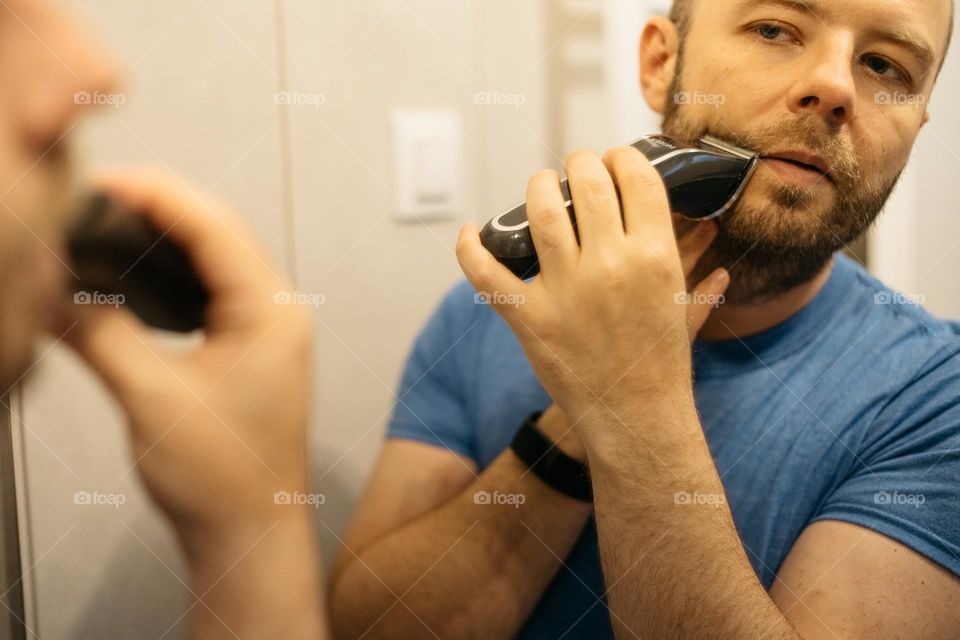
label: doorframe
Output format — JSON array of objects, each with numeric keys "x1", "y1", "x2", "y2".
[{"x1": 0, "y1": 395, "x2": 26, "y2": 640}]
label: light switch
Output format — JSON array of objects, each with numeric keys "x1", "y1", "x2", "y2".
[{"x1": 391, "y1": 109, "x2": 464, "y2": 223}]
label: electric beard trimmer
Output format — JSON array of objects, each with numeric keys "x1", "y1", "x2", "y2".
[
  {"x1": 480, "y1": 135, "x2": 760, "y2": 279},
  {"x1": 67, "y1": 193, "x2": 210, "y2": 333}
]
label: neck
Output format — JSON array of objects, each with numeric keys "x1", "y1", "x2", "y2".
[{"x1": 698, "y1": 256, "x2": 836, "y2": 342}]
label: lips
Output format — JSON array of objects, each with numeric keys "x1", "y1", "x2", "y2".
[{"x1": 763, "y1": 150, "x2": 833, "y2": 181}]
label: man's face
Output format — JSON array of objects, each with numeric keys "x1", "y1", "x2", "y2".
[
  {"x1": 0, "y1": 0, "x2": 117, "y2": 392},
  {"x1": 659, "y1": 0, "x2": 952, "y2": 303}
]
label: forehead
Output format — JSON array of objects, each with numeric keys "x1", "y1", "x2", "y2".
[{"x1": 697, "y1": 0, "x2": 951, "y2": 50}]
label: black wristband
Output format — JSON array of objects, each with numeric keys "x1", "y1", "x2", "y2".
[{"x1": 510, "y1": 412, "x2": 592, "y2": 502}]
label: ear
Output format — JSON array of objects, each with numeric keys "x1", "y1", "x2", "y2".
[{"x1": 639, "y1": 16, "x2": 682, "y2": 115}]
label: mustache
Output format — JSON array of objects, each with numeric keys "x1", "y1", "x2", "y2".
[{"x1": 705, "y1": 117, "x2": 862, "y2": 186}]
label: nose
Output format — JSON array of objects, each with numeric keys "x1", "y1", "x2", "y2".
[
  {"x1": 786, "y1": 38, "x2": 857, "y2": 128},
  {"x1": 14, "y1": 1, "x2": 121, "y2": 157}
]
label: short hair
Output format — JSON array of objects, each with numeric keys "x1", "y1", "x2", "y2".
[{"x1": 668, "y1": 0, "x2": 954, "y2": 78}]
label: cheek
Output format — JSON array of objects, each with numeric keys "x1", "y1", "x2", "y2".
[
  {"x1": 853, "y1": 106, "x2": 918, "y2": 175},
  {"x1": 680, "y1": 56, "x2": 784, "y2": 127}
]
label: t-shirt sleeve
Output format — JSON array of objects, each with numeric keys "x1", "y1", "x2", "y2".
[
  {"x1": 812, "y1": 349, "x2": 960, "y2": 577},
  {"x1": 386, "y1": 280, "x2": 483, "y2": 461}
]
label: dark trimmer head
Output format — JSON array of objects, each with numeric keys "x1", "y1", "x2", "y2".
[
  {"x1": 480, "y1": 134, "x2": 759, "y2": 279},
  {"x1": 67, "y1": 193, "x2": 210, "y2": 332}
]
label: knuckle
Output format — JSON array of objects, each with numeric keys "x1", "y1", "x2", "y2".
[
  {"x1": 603, "y1": 146, "x2": 660, "y2": 186},
  {"x1": 622, "y1": 165, "x2": 661, "y2": 190},
  {"x1": 582, "y1": 176, "x2": 613, "y2": 200},
  {"x1": 529, "y1": 203, "x2": 569, "y2": 236},
  {"x1": 566, "y1": 150, "x2": 618, "y2": 201},
  {"x1": 604, "y1": 145, "x2": 640, "y2": 167},
  {"x1": 565, "y1": 148, "x2": 599, "y2": 171},
  {"x1": 530, "y1": 168, "x2": 560, "y2": 186}
]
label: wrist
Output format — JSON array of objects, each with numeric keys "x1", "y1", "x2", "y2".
[
  {"x1": 578, "y1": 390, "x2": 700, "y2": 470},
  {"x1": 536, "y1": 405, "x2": 587, "y2": 463},
  {"x1": 183, "y1": 505, "x2": 326, "y2": 640},
  {"x1": 512, "y1": 410, "x2": 593, "y2": 502},
  {"x1": 177, "y1": 502, "x2": 316, "y2": 566}
]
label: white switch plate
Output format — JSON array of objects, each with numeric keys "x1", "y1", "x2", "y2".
[{"x1": 391, "y1": 108, "x2": 464, "y2": 223}]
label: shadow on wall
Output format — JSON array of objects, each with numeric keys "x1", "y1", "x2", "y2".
[{"x1": 73, "y1": 517, "x2": 189, "y2": 639}]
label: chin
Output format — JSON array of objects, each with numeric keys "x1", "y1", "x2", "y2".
[{"x1": 723, "y1": 181, "x2": 835, "y2": 243}]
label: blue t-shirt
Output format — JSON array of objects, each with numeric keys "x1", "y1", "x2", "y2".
[{"x1": 387, "y1": 253, "x2": 960, "y2": 639}]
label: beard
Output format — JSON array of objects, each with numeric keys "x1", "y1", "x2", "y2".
[
  {"x1": 661, "y1": 72, "x2": 903, "y2": 304},
  {"x1": 0, "y1": 145, "x2": 78, "y2": 395}
]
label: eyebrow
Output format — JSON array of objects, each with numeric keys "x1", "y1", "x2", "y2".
[
  {"x1": 868, "y1": 26, "x2": 935, "y2": 69},
  {"x1": 735, "y1": 0, "x2": 937, "y2": 70},
  {"x1": 735, "y1": 0, "x2": 820, "y2": 17}
]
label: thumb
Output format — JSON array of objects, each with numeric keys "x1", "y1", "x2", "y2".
[
  {"x1": 685, "y1": 268, "x2": 730, "y2": 343},
  {"x1": 54, "y1": 300, "x2": 165, "y2": 398}
]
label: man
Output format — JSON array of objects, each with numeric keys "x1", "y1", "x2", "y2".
[
  {"x1": 1, "y1": 1, "x2": 327, "y2": 637},
  {"x1": 331, "y1": 0, "x2": 960, "y2": 638}
]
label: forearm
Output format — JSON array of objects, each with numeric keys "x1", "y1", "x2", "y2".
[
  {"x1": 330, "y1": 449, "x2": 593, "y2": 640},
  {"x1": 182, "y1": 509, "x2": 328, "y2": 640},
  {"x1": 586, "y1": 399, "x2": 800, "y2": 640}
]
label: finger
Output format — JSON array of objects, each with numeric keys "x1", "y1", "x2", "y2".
[
  {"x1": 677, "y1": 220, "x2": 718, "y2": 277},
  {"x1": 456, "y1": 224, "x2": 527, "y2": 316},
  {"x1": 564, "y1": 149, "x2": 624, "y2": 248},
  {"x1": 602, "y1": 146, "x2": 673, "y2": 245},
  {"x1": 685, "y1": 268, "x2": 730, "y2": 342},
  {"x1": 525, "y1": 169, "x2": 579, "y2": 278},
  {"x1": 94, "y1": 169, "x2": 286, "y2": 330},
  {"x1": 672, "y1": 212, "x2": 698, "y2": 237},
  {"x1": 53, "y1": 300, "x2": 169, "y2": 398}
]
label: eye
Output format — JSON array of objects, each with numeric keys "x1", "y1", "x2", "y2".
[
  {"x1": 751, "y1": 22, "x2": 797, "y2": 44},
  {"x1": 862, "y1": 54, "x2": 909, "y2": 84}
]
